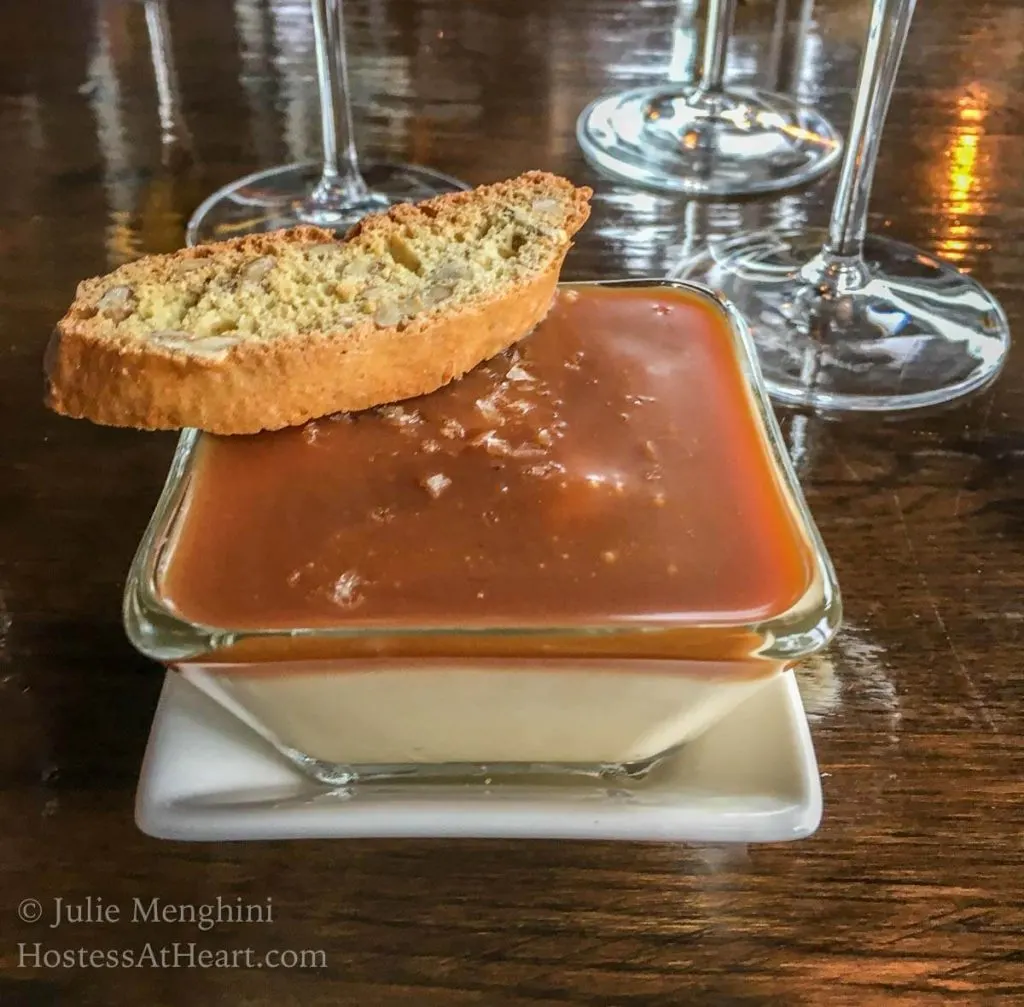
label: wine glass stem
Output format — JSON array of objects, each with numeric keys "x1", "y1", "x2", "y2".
[
  {"x1": 143, "y1": 0, "x2": 190, "y2": 158},
  {"x1": 667, "y1": 0, "x2": 701, "y2": 84},
  {"x1": 824, "y1": 0, "x2": 916, "y2": 259},
  {"x1": 309, "y1": 0, "x2": 369, "y2": 208},
  {"x1": 698, "y1": 0, "x2": 737, "y2": 94},
  {"x1": 774, "y1": 0, "x2": 813, "y2": 96}
]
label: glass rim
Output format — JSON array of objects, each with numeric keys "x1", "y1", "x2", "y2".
[{"x1": 123, "y1": 278, "x2": 842, "y2": 664}]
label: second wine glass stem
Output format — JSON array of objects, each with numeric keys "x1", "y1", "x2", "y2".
[
  {"x1": 824, "y1": 0, "x2": 917, "y2": 259},
  {"x1": 309, "y1": 0, "x2": 369, "y2": 206},
  {"x1": 698, "y1": 0, "x2": 737, "y2": 94}
]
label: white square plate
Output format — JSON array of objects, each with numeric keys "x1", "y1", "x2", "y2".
[{"x1": 135, "y1": 671, "x2": 822, "y2": 843}]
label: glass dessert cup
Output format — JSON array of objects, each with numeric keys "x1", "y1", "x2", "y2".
[
  {"x1": 575, "y1": 0, "x2": 842, "y2": 197},
  {"x1": 678, "y1": 0, "x2": 1011, "y2": 410},
  {"x1": 186, "y1": 0, "x2": 467, "y2": 245},
  {"x1": 124, "y1": 280, "x2": 841, "y2": 787}
]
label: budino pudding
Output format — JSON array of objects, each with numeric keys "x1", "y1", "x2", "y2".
[{"x1": 128, "y1": 281, "x2": 840, "y2": 781}]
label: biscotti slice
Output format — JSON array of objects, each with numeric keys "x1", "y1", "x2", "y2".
[{"x1": 45, "y1": 171, "x2": 592, "y2": 435}]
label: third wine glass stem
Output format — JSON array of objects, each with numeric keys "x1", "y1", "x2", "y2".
[
  {"x1": 825, "y1": 0, "x2": 917, "y2": 258},
  {"x1": 698, "y1": 0, "x2": 737, "y2": 94},
  {"x1": 310, "y1": 0, "x2": 368, "y2": 202}
]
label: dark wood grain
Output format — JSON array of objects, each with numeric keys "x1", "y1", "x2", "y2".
[{"x1": 2, "y1": 0, "x2": 1024, "y2": 1003}]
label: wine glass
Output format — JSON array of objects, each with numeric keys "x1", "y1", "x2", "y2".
[
  {"x1": 678, "y1": 0, "x2": 1011, "y2": 411},
  {"x1": 186, "y1": 0, "x2": 468, "y2": 246},
  {"x1": 575, "y1": 0, "x2": 843, "y2": 197}
]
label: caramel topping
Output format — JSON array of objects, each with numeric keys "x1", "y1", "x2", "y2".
[{"x1": 161, "y1": 285, "x2": 813, "y2": 631}]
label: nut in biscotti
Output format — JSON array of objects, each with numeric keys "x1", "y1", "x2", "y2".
[{"x1": 43, "y1": 172, "x2": 592, "y2": 435}]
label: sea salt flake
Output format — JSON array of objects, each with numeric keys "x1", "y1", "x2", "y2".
[
  {"x1": 472, "y1": 431, "x2": 512, "y2": 456},
  {"x1": 475, "y1": 395, "x2": 504, "y2": 424},
  {"x1": 421, "y1": 473, "x2": 452, "y2": 499},
  {"x1": 506, "y1": 363, "x2": 533, "y2": 383},
  {"x1": 474, "y1": 430, "x2": 546, "y2": 460},
  {"x1": 526, "y1": 461, "x2": 565, "y2": 479},
  {"x1": 331, "y1": 571, "x2": 364, "y2": 608},
  {"x1": 287, "y1": 561, "x2": 316, "y2": 587},
  {"x1": 441, "y1": 418, "x2": 466, "y2": 440},
  {"x1": 379, "y1": 405, "x2": 422, "y2": 429}
]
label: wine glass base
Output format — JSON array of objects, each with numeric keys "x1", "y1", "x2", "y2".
[
  {"x1": 186, "y1": 161, "x2": 470, "y2": 246},
  {"x1": 679, "y1": 230, "x2": 1011, "y2": 412},
  {"x1": 576, "y1": 85, "x2": 843, "y2": 197}
]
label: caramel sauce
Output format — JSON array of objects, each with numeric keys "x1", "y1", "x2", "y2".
[{"x1": 160, "y1": 285, "x2": 813, "y2": 649}]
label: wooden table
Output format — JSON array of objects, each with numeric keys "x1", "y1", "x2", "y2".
[{"x1": 2, "y1": 0, "x2": 1023, "y2": 1002}]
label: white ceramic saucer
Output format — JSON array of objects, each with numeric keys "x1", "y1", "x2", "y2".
[{"x1": 135, "y1": 671, "x2": 822, "y2": 843}]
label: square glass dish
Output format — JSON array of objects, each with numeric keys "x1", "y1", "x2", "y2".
[{"x1": 124, "y1": 279, "x2": 841, "y2": 786}]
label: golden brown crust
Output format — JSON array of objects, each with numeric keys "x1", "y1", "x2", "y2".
[
  {"x1": 345, "y1": 171, "x2": 592, "y2": 245},
  {"x1": 44, "y1": 173, "x2": 592, "y2": 435},
  {"x1": 45, "y1": 260, "x2": 567, "y2": 435}
]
